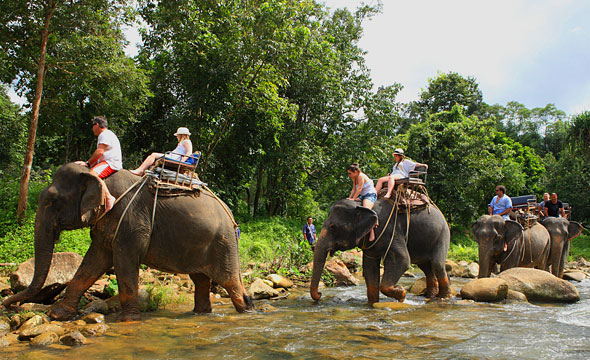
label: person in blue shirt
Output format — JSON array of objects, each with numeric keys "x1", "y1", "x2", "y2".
[
  {"x1": 488, "y1": 185, "x2": 512, "y2": 220},
  {"x1": 303, "y1": 217, "x2": 317, "y2": 251}
]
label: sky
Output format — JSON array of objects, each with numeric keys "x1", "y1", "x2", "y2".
[
  {"x1": 9, "y1": 0, "x2": 590, "y2": 115},
  {"x1": 322, "y1": 0, "x2": 590, "y2": 115}
]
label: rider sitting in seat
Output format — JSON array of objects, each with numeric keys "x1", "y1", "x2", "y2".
[
  {"x1": 375, "y1": 148, "x2": 428, "y2": 199},
  {"x1": 130, "y1": 127, "x2": 193, "y2": 176}
]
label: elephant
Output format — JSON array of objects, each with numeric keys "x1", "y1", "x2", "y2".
[
  {"x1": 310, "y1": 198, "x2": 451, "y2": 304},
  {"x1": 2, "y1": 163, "x2": 253, "y2": 320},
  {"x1": 472, "y1": 215, "x2": 551, "y2": 278},
  {"x1": 542, "y1": 217, "x2": 583, "y2": 278}
]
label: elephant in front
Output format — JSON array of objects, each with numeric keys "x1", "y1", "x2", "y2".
[
  {"x1": 542, "y1": 217, "x2": 583, "y2": 278},
  {"x1": 310, "y1": 199, "x2": 451, "y2": 304},
  {"x1": 472, "y1": 215, "x2": 551, "y2": 278},
  {"x1": 2, "y1": 163, "x2": 253, "y2": 320}
]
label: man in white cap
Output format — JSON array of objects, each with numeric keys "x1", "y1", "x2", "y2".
[
  {"x1": 75, "y1": 116, "x2": 122, "y2": 211},
  {"x1": 375, "y1": 148, "x2": 428, "y2": 199},
  {"x1": 130, "y1": 126, "x2": 193, "y2": 176}
]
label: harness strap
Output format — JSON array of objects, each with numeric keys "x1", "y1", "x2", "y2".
[
  {"x1": 93, "y1": 175, "x2": 148, "y2": 226},
  {"x1": 111, "y1": 177, "x2": 149, "y2": 245}
]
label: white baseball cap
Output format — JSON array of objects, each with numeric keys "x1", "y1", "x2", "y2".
[
  {"x1": 393, "y1": 148, "x2": 405, "y2": 156},
  {"x1": 174, "y1": 127, "x2": 191, "y2": 136}
]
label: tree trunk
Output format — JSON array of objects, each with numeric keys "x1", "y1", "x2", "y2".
[
  {"x1": 16, "y1": 1, "x2": 57, "y2": 222},
  {"x1": 253, "y1": 163, "x2": 264, "y2": 216}
]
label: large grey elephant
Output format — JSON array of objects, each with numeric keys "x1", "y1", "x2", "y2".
[
  {"x1": 542, "y1": 217, "x2": 583, "y2": 278},
  {"x1": 472, "y1": 215, "x2": 551, "y2": 278},
  {"x1": 2, "y1": 164, "x2": 253, "y2": 320},
  {"x1": 310, "y1": 199, "x2": 451, "y2": 304}
]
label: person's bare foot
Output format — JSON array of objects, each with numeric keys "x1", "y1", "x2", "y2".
[
  {"x1": 105, "y1": 194, "x2": 116, "y2": 212},
  {"x1": 384, "y1": 193, "x2": 391, "y2": 199},
  {"x1": 129, "y1": 169, "x2": 142, "y2": 176}
]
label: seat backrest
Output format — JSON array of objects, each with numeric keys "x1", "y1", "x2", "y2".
[{"x1": 185, "y1": 151, "x2": 201, "y2": 166}]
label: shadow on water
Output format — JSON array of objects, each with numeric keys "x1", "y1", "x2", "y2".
[{"x1": 5, "y1": 278, "x2": 590, "y2": 359}]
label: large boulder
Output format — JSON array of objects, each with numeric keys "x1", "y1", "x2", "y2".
[
  {"x1": 445, "y1": 260, "x2": 463, "y2": 277},
  {"x1": 325, "y1": 258, "x2": 359, "y2": 286},
  {"x1": 10, "y1": 252, "x2": 83, "y2": 295},
  {"x1": 338, "y1": 249, "x2": 362, "y2": 272},
  {"x1": 266, "y1": 274, "x2": 293, "y2": 289},
  {"x1": 247, "y1": 278, "x2": 279, "y2": 300},
  {"x1": 460, "y1": 278, "x2": 508, "y2": 302},
  {"x1": 498, "y1": 267, "x2": 579, "y2": 303}
]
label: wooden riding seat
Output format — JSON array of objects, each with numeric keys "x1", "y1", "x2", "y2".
[
  {"x1": 152, "y1": 151, "x2": 202, "y2": 189},
  {"x1": 377, "y1": 164, "x2": 428, "y2": 199}
]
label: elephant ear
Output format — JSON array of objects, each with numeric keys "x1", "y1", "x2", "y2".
[
  {"x1": 567, "y1": 221, "x2": 584, "y2": 241},
  {"x1": 471, "y1": 216, "x2": 486, "y2": 244},
  {"x1": 504, "y1": 220, "x2": 523, "y2": 248},
  {"x1": 80, "y1": 171, "x2": 104, "y2": 224},
  {"x1": 354, "y1": 206, "x2": 378, "y2": 240}
]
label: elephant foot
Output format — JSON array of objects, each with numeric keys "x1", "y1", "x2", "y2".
[
  {"x1": 381, "y1": 285, "x2": 406, "y2": 302},
  {"x1": 437, "y1": 276, "x2": 451, "y2": 299},
  {"x1": 193, "y1": 302, "x2": 212, "y2": 314},
  {"x1": 49, "y1": 302, "x2": 77, "y2": 321},
  {"x1": 426, "y1": 277, "x2": 439, "y2": 298},
  {"x1": 367, "y1": 285, "x2": 380, "y2": 305},
  {"x1": 117, "y1": 311, "x2": 141, "y2": 322}
]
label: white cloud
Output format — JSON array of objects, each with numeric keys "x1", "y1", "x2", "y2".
[{"x1": 325, "y1": 0, "x2": 590, "y2": 114}]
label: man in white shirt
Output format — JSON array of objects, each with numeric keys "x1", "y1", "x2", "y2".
[{"x1": 75, "y1": 116, "x2": 121, "y2": 211}]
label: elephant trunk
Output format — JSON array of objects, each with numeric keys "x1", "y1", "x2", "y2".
[
  {"x1": 2, "y1": 212, "x2": 58, "y2": 307},
  {"x1": 477, "y1": 244, "x2": 494, "y2": 278},
  {"x1": 310, "y1": 235, "x2": 330, "y2": 301}
]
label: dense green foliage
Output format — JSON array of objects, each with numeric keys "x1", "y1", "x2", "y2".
[{"x1": 1, "y1": 1, "x2": 590, "y2": 272}]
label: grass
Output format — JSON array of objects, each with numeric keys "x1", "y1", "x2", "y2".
[{"x1": 569, "y1": 232, "x2": 590, "y2": 261}]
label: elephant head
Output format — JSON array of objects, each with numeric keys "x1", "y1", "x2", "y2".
[
  {"x1": 472, "y1": 215, "x2": 523, "y2": 278},
  {"x1": 542, "y1": 217, "x2": 583, "y2": 277},
  {"x1": 2, "y1": 164, "x2": 104, "y2": 307},
  {"x1": 310, "y1": 200, "x2": 378, "y2": 301}
]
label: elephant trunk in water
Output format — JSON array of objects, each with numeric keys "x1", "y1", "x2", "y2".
[
  {"x1": 310, "y1": 229, "x2": 329, "y2": 301},
  {"x1": 2, "y1": 209, "x2": 58, "y2": 307},
  {"x1": 477, "y1": 242, "x2": 494, "y2": 278}
]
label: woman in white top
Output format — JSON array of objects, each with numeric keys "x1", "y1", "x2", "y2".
[
  {"x1": 347, "y1": 163, "x2": 378, "y2": 241},
  {"x1": 130, "y1": 127, "x2": 193, "y2": 176},
  {"x1": 375, "y1": 148, "x2": 427, "y2": 199}
]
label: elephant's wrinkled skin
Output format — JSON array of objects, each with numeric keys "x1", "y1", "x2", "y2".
[
  {"x1": 542, "y1": 217, "x2": 583, "y2": 278},
  {"x1": 472, "y1": 215, "x2": 551, "y2": 278},
  {"x1": 2, "y1": 164, "x2": 253, "y2": 320},
  {"x1": 310, "y1": 199, "x2": 451, "y2": 304}
]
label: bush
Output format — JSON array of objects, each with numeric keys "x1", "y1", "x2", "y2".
[
  {"x1": 570, "y1": 233, "x2": 590, "y2": 261},
  {"x1": 448, "y1": 230, "x2": 478, "y2": 263}
]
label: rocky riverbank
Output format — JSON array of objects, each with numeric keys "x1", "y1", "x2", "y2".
[{"x1": 2, "y1": 250, "x2": 590, "y2": 349}]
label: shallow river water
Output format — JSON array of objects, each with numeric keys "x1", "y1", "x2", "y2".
[{"x1": 5, "y1": 277, "x2": 590, "y2": 359}]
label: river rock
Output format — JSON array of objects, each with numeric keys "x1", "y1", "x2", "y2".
[
  {"x1": 81, "y1": 323, "x2": 109, "y2": 337},
  {"x1": 247, "y1": 278, "x2": 279, "y2": 300},
  {"x1": 81, "y1": 312, "x2": 105, "y2": 324},
  {"x1": 0, "y1": 319, "x2": 9, "y2": 336},
  {"x1": 255, "y1": 303, "x2": 279, "y2": 313},
  {"x1": 498, "y1": 267, "x2": 580, "y2": 302},
  {"x1": 83, "y1": 299, "x2": 109, "y2": 315},
  {"x1": 339, "y1": 249, "x2": 362, "y2": 271},
  {"x1": 19, "y1": 323, "x2": 65, "y2": 340},
  {"x1": 60, "y1": 331, "x2": 87, "y2": 346},
  {"x1": 20, "y1": 303, "x2": 51, "y2": 312},
  {"x1": 460, "y1": 278, "x2": 508, "y2": 302},
  {"x1": 465, "y1": 263, "x2": 479, "y2": 278},
  {"x1": 445, "y1": 260, "x2": 463, "y2": 277},
  {"x1": 262, "y1": 279, "x2": 274, "y2": 288},
  {"x1": 10, "y1": 252, "x2": 83, "y2": 292},
  {"x1": 372, "y1": 302, "x2": 412, "y2": 311},
  {"x1": 325, "y1": 258, "x2": 359, "y2": 286},
  {"x1": 18, "y1": 315, "x2": 46, "y2": 333},
  {"x1": 30, "y1": 331, "x2": 60, "y2": 346},
  {"x1": 409, "y1": 277, "x2": 427, "y2": 295},
  {"x1": 563, "y1": 271, "x2": 586, "y2": 282},
  {"x1": 0, "y1": 335, "x2": 9, "y2": 347},
  {"x1": 506, "y1": 289, "x2": 527, "y2": 302},
  {"x1": 266, "y1": 274, "x2": 293, "y2": 289}
]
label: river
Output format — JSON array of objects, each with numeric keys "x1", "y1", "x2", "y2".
[{"x1": 4, "y1": 277, "x2": 590, "y2": 359}]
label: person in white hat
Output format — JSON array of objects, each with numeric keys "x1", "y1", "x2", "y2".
[
  {"x1": 374, "y1": 148, "x2": 427, "y2": 199},
  {"x1": 130, "y1": 127, "x2": 193, "y2": 176}
]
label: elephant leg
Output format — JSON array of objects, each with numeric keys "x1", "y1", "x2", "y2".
[
  {"x1": 190, "y1": 273, "x2": 212, "y2": 313},
  {"x1": 112, "y1": 234, "x2": 149, "y2": 322},
  {"x1": 380, "y1": 244, "x2": 410, "y2": 302},
  {"x1": 432, "y1": 260, "x2": 451, "y2": 298},
  {"x1": 417, "y1": 262, "x2": 439, "y2": 298},
  {"x1": 49, "y1": 242, "x2": 113, "y2": 320},
  {"x1": 362, "y1": 255, "x2": 381, "y2": 305}
]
